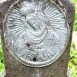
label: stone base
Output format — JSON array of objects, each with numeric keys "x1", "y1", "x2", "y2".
[{"x1": 1, "y1": 68, "x2": 71, "y2": 77}]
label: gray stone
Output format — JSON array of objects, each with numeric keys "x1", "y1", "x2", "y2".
[
  {"x1": 3, "y1": 0, "x2": 70, "y2": 67},
  {"x1": 0, "y1": 0, "x2": 75, "y2": 77}
]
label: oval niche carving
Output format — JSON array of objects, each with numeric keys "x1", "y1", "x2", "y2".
[{"x1": 4, "y1": 0, "x2": 70, "y2": 67}]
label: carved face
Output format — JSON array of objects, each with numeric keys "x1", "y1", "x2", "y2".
[
  {"x1": 26, "y1": 11, "x2": 48, "y2": 30},
  {"x1": 20, "y1": 2, "x2": 48, "y2": 31},
  {"x1": 4, "y1": 0, "x2": 70, "y2": 67},
  {"x1": 20, "y1": 3, "x2": 34, "y2": 16}
]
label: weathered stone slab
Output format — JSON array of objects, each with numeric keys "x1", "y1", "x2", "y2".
[{"x1": 0, "y1": 0, "x2": 75, "y2": 77}]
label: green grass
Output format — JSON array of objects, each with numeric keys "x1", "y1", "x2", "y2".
[
  {"x1": 68, "y1": 0, "x2": 77, "y2": 77},
  {"x1": 68, "y1": 43, "x2": 77, "y2": 77},
  {"x1": 72, "y1": 0, "x2": 77, "y2": 31},
  {"x1": 0, "y1": 36, "x2": 4, "y2": 76}
]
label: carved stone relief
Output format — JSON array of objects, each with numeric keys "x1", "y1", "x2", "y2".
[{"x1": 4, "y1": 0, "x2": 70, "y2": 67}]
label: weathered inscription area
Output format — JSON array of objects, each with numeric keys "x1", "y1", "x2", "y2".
[{"x1": 4, "y1": 0, "x2": 70, "y2": 67}]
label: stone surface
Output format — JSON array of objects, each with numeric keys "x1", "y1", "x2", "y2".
[
  {"x1": 0, "y1": 0, "x2": 7, "y2": 4},
  {"x1": 4, "y1": 0, "x2": 70, "y2": 67},
  {"x1": 0, "y1": 0, "x2": 75, "y2": 77}
]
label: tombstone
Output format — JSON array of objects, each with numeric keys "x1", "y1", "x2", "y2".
[{"x1": 0, "y1": 0, "x2": 74, "y2": 77}]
